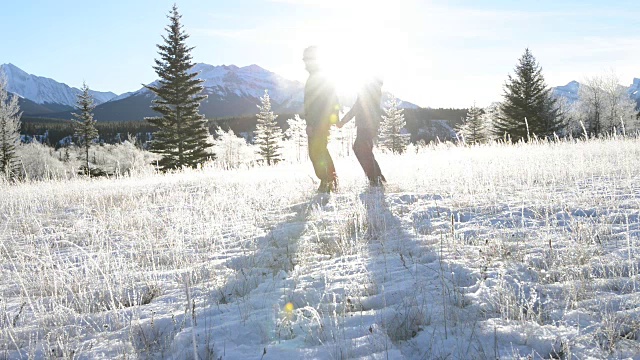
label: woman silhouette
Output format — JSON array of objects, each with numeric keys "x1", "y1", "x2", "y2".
[{"x1": 337, "y1": 78, "x2": 386, "y2": 186}]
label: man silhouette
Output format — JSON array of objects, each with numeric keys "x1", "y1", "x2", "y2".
[{"x1": 302, "y1": 46, "x2": 340, "y2": 193}]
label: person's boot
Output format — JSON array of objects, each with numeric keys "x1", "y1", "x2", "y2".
[
  {"x1": 317, "y1": 180, "x2": 329, "y2": 193},
  {"x1": 369, "y1": 175, "x2": 384, "y2": 187}
]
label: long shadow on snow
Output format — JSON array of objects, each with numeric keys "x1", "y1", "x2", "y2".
[
  {"x1": 213, "y1": 193, "x2": 327, "y2": 305},
  {"x1": 357, "y1": 190, "x2": 483, "y2": 353}
]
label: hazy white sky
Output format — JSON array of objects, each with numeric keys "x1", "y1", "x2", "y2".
[{"x1": 1, "y1": 0, "x2": 638, "y2": 108}]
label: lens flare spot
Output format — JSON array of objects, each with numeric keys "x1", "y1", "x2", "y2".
[{"x1": 285, "y1": 302, "x2": 294, "y2": 313}]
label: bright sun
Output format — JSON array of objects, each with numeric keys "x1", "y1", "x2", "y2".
[
  {"x1": 304, "y1": 7, "x2": 392, "y2": 98},
  {"x1": 321, "y1": 45, "x2": 381, "y2": 97}
]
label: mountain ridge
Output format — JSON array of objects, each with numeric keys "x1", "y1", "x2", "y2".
[
  {"x1": 0, "y1": 63, "x2": 117, "y2": 107},
  {"x1": 9, "y1": 63, "x2": 638, "y2": 121},
  {"x1": 2, "y1": 63, "x2": 418, "y2": 121}
]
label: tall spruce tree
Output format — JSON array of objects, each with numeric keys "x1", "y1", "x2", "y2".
[
  {"x1": 73, "y1": 82, "x2": 99, "y2": 175},
  {"x1": 254, "y1": 90, "x2": 283, "y2": 165},
  {"x1": 145, "y1": 4, "x2": 210, "y2": 171},
  {"x1": 494, "y1": 48, "x2": 563, "y2": 141},
  {"x1": 379, "y1": 95, "x2": 409, "y2": 154},
  {"x1": 456, "y1": 103, "x2": 486, "y2": 145},
  {"x1": 0, "y1": 73, "x2": 22, "y2": 180}
]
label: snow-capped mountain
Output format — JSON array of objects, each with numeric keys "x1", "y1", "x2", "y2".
[
  {"x1": 5, "y1": 62, "x2": 419, "y2": 121},
  {"x1": 552, "y1": 80, "x2": 580, "y2": 103},
  {"x1": 83, "y1": 63, "x2": 305, "y2": 121},
  {"x1": 83, "y1": 63, "x2": 418, "y2": 121},
  {"x1": 123, "y1": 63, "x2": 303, "y2": 110},
  {"x1": 195, "y1": 63, "x2": 303, "y2": 108},
  {"x1": 121, "y1": 63, "x2": 417, "y2": 110},
  {"x1": 0, "y1": 63, "x2": 117, "y2": 108}
]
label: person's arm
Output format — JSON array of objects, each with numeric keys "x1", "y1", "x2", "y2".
[
  {"x1": 336, "y1": 97, "x2": 359, "y2": 128},
  {"x1": 337, "y1": 109, "x2": 354, "y2": 128}
]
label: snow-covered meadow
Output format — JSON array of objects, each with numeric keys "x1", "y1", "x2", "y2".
[{"x1": 2, "y1": 137, "x2": 640, "y2": 359}]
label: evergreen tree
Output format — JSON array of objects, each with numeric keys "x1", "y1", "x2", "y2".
[
  {"x1": 0, "y1": 73, "x2": 22, "y2": 180},
  {"x1": 73, "y1": 82, "x2": 99, "y2": 175},
  {"x1": 494, "y1": 48, "x2": 563, "y2": 141},
  {"x1": 145, "y1": 4, "x2": 210, "y2": 171},
  {"x1": 456, "y1": 103, "x2": 486, "y2": 145},
  {"x1": 254, "y1": 90, "x2": 283, "y2": 165},
  {"x1": 379, "y1": 95, "x2": 409, "y2": 154}
]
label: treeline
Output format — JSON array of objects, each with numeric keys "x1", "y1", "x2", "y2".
[
  {"x1": 20, "y1": 107, "x2": 467, "y2": 147},
  {"x1": 21, "y1": 117, "x2": 157, "y2": 148}
]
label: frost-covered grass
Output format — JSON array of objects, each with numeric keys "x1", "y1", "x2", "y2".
[{"x1": 2, "y1": 137, "x2": 640, "y2": 359}]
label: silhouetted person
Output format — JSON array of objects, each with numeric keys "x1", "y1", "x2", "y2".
[
  {"x1": 337, "y1": 78, "x2": 386, "y2": 186},
  {"x1": 302, "y1": 46, "x2": 340, "y2": 193}
]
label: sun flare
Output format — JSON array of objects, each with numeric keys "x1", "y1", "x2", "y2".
[
  {"x1": 321, "y1": 45, "x2": 383, "y2": 97},
  {"x1": 302, "y1": 7, "x2": 393, "y2": 97}
]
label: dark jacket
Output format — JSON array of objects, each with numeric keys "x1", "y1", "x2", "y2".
[
  {"x1": 341, "y1": 83, "x2": 382, "y2": 131},
  {"x1": 304, "y1": 72, "x2": 340, "y2": 131}
]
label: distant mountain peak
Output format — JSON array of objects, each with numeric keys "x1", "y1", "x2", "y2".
[
  {"x1": 552, "y1": 80, "x2": 580, "y2": 103},
  {"x1": 0, "y1": 63, "x2": 117, "y2": 107},
  {"x1": 629, "y1": 78, "x2": 640, "y2": 96},
  {"x1": 1, "y1": 63, "x2": 23, "y2": 73},
  {"x1": 242, "y1": 64, "x2": 264, "y2": 72}
]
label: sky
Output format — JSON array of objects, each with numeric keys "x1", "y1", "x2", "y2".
[{"x1": 1, "y1": 0, "x2": 639, "y2": 108}]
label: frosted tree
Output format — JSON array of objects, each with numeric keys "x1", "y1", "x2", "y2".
[
  {"x1": 602, "y1": 72, "x2": 638, "y2": 135},
  {"x1": 211, "y1": 128, "x2": 254, "y2": 170},
  {"x1": 574, "y1": 76, "x2": 605, "y2": 137},
  {"x1": 572, "y1": 72, "x2": 638, "y2": 137},
  {"x1": 379, "y1": 95, "x2": 409, "y2": 154},
  {"x1": 285, "y1": 114, "x2": 307, "y2": 162},
  {"x1": 73, "y1": 82, "x2": 99, "y2": 176},
  {"x1": 482, "y1": 102, "x2": 502, "y2": 142},
  {"x1": 0, "y1": 73, "x2": 22, "y2": 180},
  {"x1": 145, "y1": 4, "x2": 210, "y2": 171},
  {"x1": 494, "y1": 48, "x2": 563, "y2": 141},
  {"x1": 254, "y1": 90, "x2": 283, "y2": 165},
  {"x1": 456, "y1": 103, "x2": 486, "y2": 145}
]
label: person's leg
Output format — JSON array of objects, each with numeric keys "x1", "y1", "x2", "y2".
[
  {"x1": 353, "y1": 129, "x2": 384, "y2": 185},
  {"x1": 324, "y1": 148, "x2": 337, "y2": 191},
  {"x1": 371, "y1": 155, "x2": 384, "y2": 184},
  {"x1": 308, "y1": 132, "x2": 336, "y2": 192},
  {"x1": 370, "y1": 141, "x2": 384, "y2": 183},
  {"x1": 308, "y1": 135, "x2": 323, "y2": 180},
  {"x1": 353, "y1": 134, "x2": 375, "y2": 179}
]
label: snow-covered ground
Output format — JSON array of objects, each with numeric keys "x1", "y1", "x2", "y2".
[{"x1": 2, "y1": 137, "x2": 640, "y2": 359}]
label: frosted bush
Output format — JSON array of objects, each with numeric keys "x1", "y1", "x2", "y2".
[
  {"x1": 16, "y1": 142, "x2": 68, "y2": 180},
  {"x1": 210, "y1": 129, "x2": 257, "y2": 169},
  {"x1": 86, "y1": 141, "x2": 158, "y2": 176}
]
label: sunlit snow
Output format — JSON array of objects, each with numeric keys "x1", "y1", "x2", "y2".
[{"x1": 2, "y1": 138, "x2": 640, "y2": 359}]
